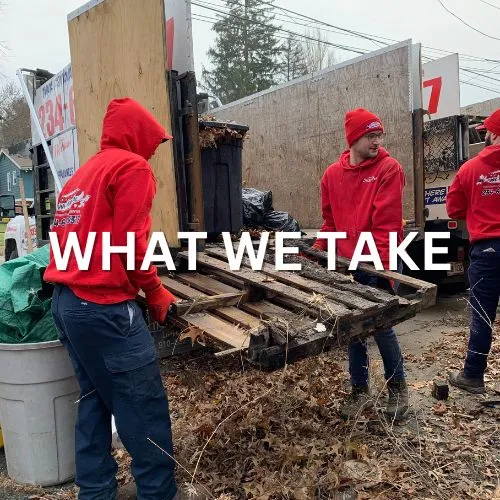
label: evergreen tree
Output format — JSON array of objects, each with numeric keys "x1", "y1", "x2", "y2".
[
  {"x1": 281, "y1": 35, "x2": 309, "y2": 82},
  {"x1": 202, "y1": 0, "x2": 283, "y2": 104}
]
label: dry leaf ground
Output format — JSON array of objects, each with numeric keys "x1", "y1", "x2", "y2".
[{"x1": 0, "y1": 295, "x2": 498, "y2": 500}]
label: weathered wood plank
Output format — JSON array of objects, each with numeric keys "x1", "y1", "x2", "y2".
[
  {"x1": 174, "y1": 293, "x2": 249, "y2": 316},
  {"x1": 186, "y1": 313, "x2": 250, "y2": 349},
  {"x1": 205, "y1": 247, "x2": 381, "y2": 313},
  {"x1": 177, "y1": 273, "x2": 241, "y2": 295},
  {"x1": 293, "y1": 245, "x2": 430, "y2": 306},
  {"x1": 241, "y1": 301, "x2": 298, "y2": 321},
  {"x1": 180, "y1": 253, "x2": 354, "y2": 319},
  {"x1": 177, "y1": 271, "x2": 299, "y2": 325},
  {"x1": 215, "y1": 307, "x2": 262, "y2": 329},
  {"x1": 160, "y1": 277, "x2": 206, "y2": 299},
  {"x1": 160, "y1": 275, "x2": 263, "y2": 343}
]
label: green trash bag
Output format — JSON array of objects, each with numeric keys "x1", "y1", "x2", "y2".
[{"x1": 0, "y1": 245, "x2": 58, "y2": 344}]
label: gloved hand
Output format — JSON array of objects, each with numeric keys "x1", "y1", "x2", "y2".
[{"x1": 144, "y1": 283, "x2": 177, "y2": 324}]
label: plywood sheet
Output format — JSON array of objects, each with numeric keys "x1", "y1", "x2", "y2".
[
  {"x1": 213, "y1": 43, "x2": 415, "y2": 227},
  {"x1": 461, "y1": 97, "x2": 500, "y2": 117},
  {"x1": 67, "y1": 0, "x2": 179, "y2": 245}
]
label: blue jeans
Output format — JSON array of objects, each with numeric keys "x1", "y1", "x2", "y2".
[
  {"x1": 348, "y1": 270, "x2": 405, "y2": 387},
  {"x1": 51, "y1": 285, "x2": 177, "y2": 500},
  {"x1": 464, "y1": 238, "x2": 500, "y2": 379}
]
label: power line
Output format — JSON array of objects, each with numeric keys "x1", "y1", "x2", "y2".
[
  {"x1": 194, "y1": 0, "x2": 387, "y2": 47},
  {"x1": 460, "y1": 79, "x2": 500, "y2": 93},
  {"x1": 461, "y1": 67, "x2": 500, "y2": 84},
  {"x1": 194, "y1": 1, "x2": 500, "y2": 89},
  {"x1": 202, "y1": 0, "x2": 500, "y2": 66},
  {"x1": 191, "y1": 2, "x2": 366, "y2": 54},
  {"x1": 478, "y1": 0, "x2": 500, "y2": 10},
  {"x1": 437, "y1": 0, "x2": 500, "y2": 41}
]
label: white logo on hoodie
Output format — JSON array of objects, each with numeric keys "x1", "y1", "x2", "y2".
[
  {"x1": 363, "y1": 176, "x2": 377, "y2": 183},
  {"x1": 477, "y1": 170, "x2": 500, "y2": 185}
]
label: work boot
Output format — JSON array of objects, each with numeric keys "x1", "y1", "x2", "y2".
[
  {"x1": 448, "y1": 370, "x2": 485, "y2": 394},
  {"x1": 384, "y1": 378, "x2": 409, "y2": 421},
  {"x1": 340, "y1": 385, "x2": 372, "y2": 420}
]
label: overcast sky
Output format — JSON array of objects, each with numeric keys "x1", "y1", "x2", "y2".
[{"x1": 1, "y1": 0, "x2": 499, "y2": 107}]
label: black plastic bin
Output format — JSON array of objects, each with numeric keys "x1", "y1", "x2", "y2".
[{"x1": 199, "y1": 120, "x2": 249, "y2": 237}]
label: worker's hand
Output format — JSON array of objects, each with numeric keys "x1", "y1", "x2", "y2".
[{"x1": 144, "y1": 283, "x2": 177, "y2": 324}]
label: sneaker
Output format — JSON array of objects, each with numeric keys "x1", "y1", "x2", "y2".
[
  {"x1": 448, "y1": 370, "x2": 485, "y2": 394},
  {"x1": 384, "y1": 378, "x2": 409, "y2": 421},
  {"x1": 340, "y1": 385, "x2": 372, "y2": 419}
]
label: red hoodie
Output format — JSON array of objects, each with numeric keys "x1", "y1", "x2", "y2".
[
  {"x1": 446, "y1": 145, "x2": 500, "y2": 243},
  {"x1": 44, "y1": 98, "x2": 172, "y2": 304},
  {"x1": 313, "y1": 147, "x2": 405, "y2": 269}
]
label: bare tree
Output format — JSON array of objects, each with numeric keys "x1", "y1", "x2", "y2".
[
  {"x1": 0, "y1": 81, "x2": 31, "y2": 148},
  {"x1": 302, "y1": 28, "x2": 337, "y2": 73}
]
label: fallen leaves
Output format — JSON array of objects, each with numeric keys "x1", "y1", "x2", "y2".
[
  {"x1": 179, "y1": 326, "x2": 206, "y2": 346},
  {"x1": 6, "y1": 322, "x2": 499, "y2": 500},
  {"x1": 432, "y1": 401, "x2": 448, "y2": 415}
]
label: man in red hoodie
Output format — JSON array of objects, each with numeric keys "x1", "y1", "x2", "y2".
[
  {"x1": 311, "y1": 108, "x2": 408, "y2": 421},
  {"x1": 45, "y1": 98, "x2": 180, "y2": 499},
  {"x1": 446, "y1": 108, "x2": 500, "y2": 394}
]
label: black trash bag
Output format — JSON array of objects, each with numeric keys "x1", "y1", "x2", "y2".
[
  {"x1": 262, "y1": 211, "x2": 301, "y2": 232},
  {"x1": 242, "y1": 188, "x2": 273, "y2": 226}
]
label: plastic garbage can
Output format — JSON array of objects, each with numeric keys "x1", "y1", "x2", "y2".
[
  {"x1": 0, "y1": 340, "x2": 79, "y2": 486},
  {"x1": 199, "y1": 120, "x2": 249, "y2": 237}
]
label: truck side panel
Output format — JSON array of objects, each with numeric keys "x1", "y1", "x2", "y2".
[
  {"x1": 212, "y1": 42, "x2": 416, "y2": 228},
  {"x1": 67, "y1": 0, "x2": 180, "y2": 246}
]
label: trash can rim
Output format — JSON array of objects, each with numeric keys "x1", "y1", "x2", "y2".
[
  {"x1": 0, "y1": 340, "x2": 63, "y2": 351},
  {"x1": 198, "y1": 120, "x2": 249, "y2": 132}
]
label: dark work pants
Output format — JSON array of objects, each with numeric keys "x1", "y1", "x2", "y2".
[
  {"x1": 51, "y1": 285, "x2": 177, "y2": 500},
  {"x1": 464, "y1": 239, "x2": 500, "y2": 379},
  {"x1": 348, "y1": 269, "x2": 406, "y2": 387}
]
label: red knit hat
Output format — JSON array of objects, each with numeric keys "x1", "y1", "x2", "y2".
[
  {"x1": 345, "y1": 108, "x2": 384, "y2": 147},
  {"x1": 483, "y1": 108, "x2": 500, "y2": 136}
]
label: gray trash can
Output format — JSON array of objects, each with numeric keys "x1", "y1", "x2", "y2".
[{"x1": 0, "y1": 340, "x2": 79, "y2": 486}]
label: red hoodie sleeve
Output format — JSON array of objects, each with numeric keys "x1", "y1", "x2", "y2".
[
  {"x1": 313, "y1": 171, "x2": 337, "y2": 251},
  {"x1": 111, "y1": 163, "x2": 162, "y2": 293},
  {"x1": 371, "y1": 161, "x2": 405, "y2": 270},
  {"x1": 446, "y1": 172, "x2": 467, "y2": 220}
]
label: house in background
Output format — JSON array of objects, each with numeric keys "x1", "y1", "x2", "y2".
[{"x1": 0, "y1": 149, "x2": 34, "y2": 203}]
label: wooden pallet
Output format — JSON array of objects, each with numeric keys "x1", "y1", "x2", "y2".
[{"x1": 152, "y1": 245, "x2": 437, "y2": 370}]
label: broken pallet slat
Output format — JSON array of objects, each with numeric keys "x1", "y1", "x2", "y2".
[
  {"x1": 177, "y1": 272, "x2": 300, "y2": 324},
  {"x1": 174, "y1": 292, "x2": 249, "y2": 315},
  {"x1": 204, "y1": 247, "x2": 382, "y2": 314},
  {"x1": 179, "y1": 252, "x2": 354, "y2": 319},
  {"x1": 185, "y1": 312, "x2": 250, "y2": 349},
  {"x1": 160, "y1": 276, "x2": 251, "y2": 348}
]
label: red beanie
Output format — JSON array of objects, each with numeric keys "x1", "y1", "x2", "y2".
[
  {"x1": 484, "y1": 108, "x2": 500, "y2": 136},
  {"x1": 345, "y1": 108, "x2": 384, "y2": 147}
]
